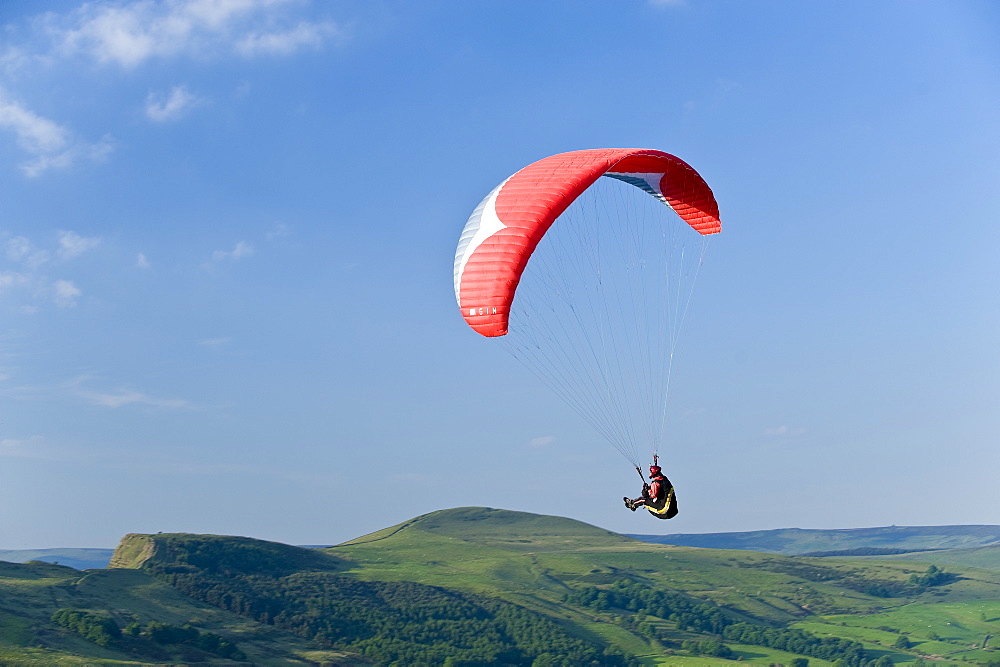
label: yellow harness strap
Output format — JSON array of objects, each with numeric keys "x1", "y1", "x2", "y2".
[{"x1": 645, "y1": 488, "x2": 676, "y2": 517}]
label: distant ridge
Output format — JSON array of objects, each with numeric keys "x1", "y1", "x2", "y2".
[
  {"x1": 0, "y1": 548, "x2": 114, "y2": 570},
  {"x1": 7, "y1": 520, "x2": 1000, "y2": 567},
  {"x1": 628, "y1": 524, "x2": 1000, "y2": 556}
]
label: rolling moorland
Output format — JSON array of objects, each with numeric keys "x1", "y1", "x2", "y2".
[
  {"x1": 0, "y1": 508, "x2": 998, "y2": 665},
  {"x1": 632, "y1": 527, "x2": 1000, "y2": 559}
]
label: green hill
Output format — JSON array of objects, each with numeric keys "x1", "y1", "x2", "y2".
[
  {"x1": 108, "y1": 532, "x2": 344, "y2": 574},
  {"x1": 342, "y1": 506, "x2": 636, "y2": 550},
  {"x1": 329, "y1": 508, "x2": 1000, "y2": 618},
  {"x1": 329, "y1": 508, "x2": 1000, "y2": 664},
  {"x1": 4, "y1": 508, "x2": 1000, "y2": 665},
  {"x1": 111, "y1": 528, "x2": 621, "y2": 665}
]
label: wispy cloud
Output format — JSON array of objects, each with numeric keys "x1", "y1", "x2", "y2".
[
  {"x1": 211, "y1": 241, "x2": 254, "y2": 263},
  {"x1": 52, "y1": 279, "x2": 82, "y2": 308},
  {"x1": 136, "y1": 253, "x2": 151, "y2": 269},
  {"x1": 57, "y1": 230, "x2": 101, "y2": 259},
  {"x1": 0, "y1": 88, "x2": 112, "y2": 176},
  {"x1": 528, "y1": 435, "x2": 556, "y2": 448},
  {"x1": 20, "y1": 136, "x2": 114, "y2": 177},
  {"x1": 2, "y1": 1, "x2": 343, "y2": 175},
  {"x1": 1, "y1": 231, "x2": 103, "y2": 309},
  {"x1": 145, "y1": 84, "x2": 200, "y2": 121},
  {"x1": 52, "y1": 0, "x2": 343, "y2": 68},
  {"x1": 68, "y1": 377, "x2": 191, "y2": 409},
  {"x1": 0, "y1": 435, "x2": 48, "y2": 459},
  {"x1": 5, "y1": 236, "x2": 48, "y2": 269},
  {"x1": 0, "y1": 93, "x2": 68, "y2": 153},
  {"x1": 236, "y1": 21, "x2": 340, "y2": 57},
  {"x1": 266, "y1": 222, "x2": 289, "y2": 240},
  {"x1": 0, "y1": 271, "x2": 31, "y2": 292}
]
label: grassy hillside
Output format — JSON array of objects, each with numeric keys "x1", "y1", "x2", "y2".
[
  {"x1": 631, "y1": 525, "x2": 1000, "y2": 556},
  {"x1": 4, "y1": 508, "x2": 1000, "y2": 665},
  {"x1": 332, "y1": 508, "x2": 998, "y2": 618},
  {"x1": 108, "y1": 532, "x2": 345, "y2": 574},
  {"x1": 110, "y1": 530, "x2": 624, "y2": 665},
  {"x1": 0, "y1": 559, "x2": 357, "y2": 664},
  {"x1": 793, "y1": 599, "x2": 1000, "y2": 665},
  {"x1": 869, "y1": 544, "x2": 1000, "y2": 571},
  {"x1": 330, "y1": 508, "x2": 1000, "y2": 665}
]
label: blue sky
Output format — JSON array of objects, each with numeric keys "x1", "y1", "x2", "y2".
[{"x1": 1, "y1": 0, "x2": 998, "y2": 549}]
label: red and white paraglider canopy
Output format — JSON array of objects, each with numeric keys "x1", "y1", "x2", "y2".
[{"x1": 454, "y1": 148, "x2": 720, "y2": 337}]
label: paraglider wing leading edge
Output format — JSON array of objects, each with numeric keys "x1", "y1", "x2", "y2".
[{"x1": 453, "y1": 148, "x2": 721, "y2": 337}]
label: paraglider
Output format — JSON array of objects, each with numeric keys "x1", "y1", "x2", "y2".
[{"x1": 454, "y1": 148, "x2": 721, "y2": 518}]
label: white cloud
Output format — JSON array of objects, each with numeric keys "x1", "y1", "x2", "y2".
[
  {"x1": 0, "y1": 232, "x2": 106, "y2": 309},
  {"x1": 68, "y1": 377, "x2": 191, "y2": 409},
  {"x1": 2, "y1": 1, "x2": 340, "y2": 175},
  {"x1": 0, "y1": 93, "x2": 68, "y2": 154},
  {"x1": 0, "y1": 43, "x2": 30, "y2": 76},
  {"x1": 136, "y1": 253, "x2": 151, "y2": 269},
  {"x1": 236, "y1": 21, "x2": 339, "y2": 57},
  {"x1": 145, "y1": 85, "x2": 200, "y2": 121},
  {"x1": 0, "y1": 87, "x2": 113, "y2": 177},
  {"x1": 52, "y1": 279, "x2": 81, "y2": 307},
  {"x1": 6, "y1": 237, "x2": 33, "y2": 262},
  {"x1": 57, "y1": 230, "x2": 101, "y2": 259},
  {"x1": 266, "y1": 222, "x2": 289, "y2": 239},
  {"x1": 20, "y1": 135, "x2": 114, "y2": 177},
  {"x1": 5, "y1": 236, "x2": 49, "y2": 269},
  {"x1": 0, "y1": 271, "x2": 31, "y2": 292},
  {"x1": 528, "y1": 435, "x2": 556, "y2": 448},
  {"x1": 54, "y1": 0, "x2": 341, "y2": 68},
  {"x1": 211, "y1": 240, "x2": 254, "y2": 262}
]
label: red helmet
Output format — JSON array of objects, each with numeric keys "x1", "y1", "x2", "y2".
[{"x1": 649, "y1": 465, "x2": 662, "y2": 475}]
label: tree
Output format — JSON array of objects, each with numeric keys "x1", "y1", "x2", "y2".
[{"x1": 892, "y1": 634, "x2": 911, "y2": 649}]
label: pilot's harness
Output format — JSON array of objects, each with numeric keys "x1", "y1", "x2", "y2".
[{"x1": 633, "y1": 454, "x2": 678, "y2": 520}]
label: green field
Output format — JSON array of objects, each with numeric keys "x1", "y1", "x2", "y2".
[
  {"x1": 869, "y1": 546, "x2": 1000, "y2": 572},
  {"x1": 793, "y1": 599, "x2": 1000, "y2": 664}
]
